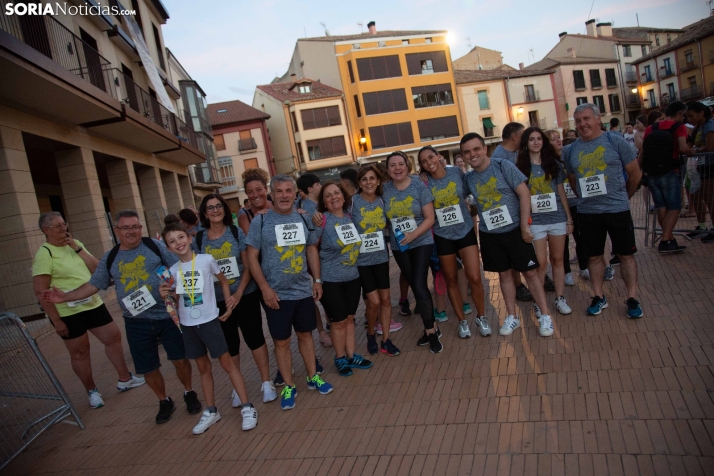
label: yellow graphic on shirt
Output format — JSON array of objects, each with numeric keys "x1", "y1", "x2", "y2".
[
  {"x1": 358, "y1": 206, "x2": 385, "y2": 234},
  {"x1": 118, "y1": 256, "x2": 150, "y2": 293},
  {"x1": 577, "y1": 146, "x2": 608, "y2": 177},
  {"x1": 339, "y1": 241, "x2": 360, "y2": 267},
  {"x1": 205, "y1": 241, "x2": 237, "y2": 283},
  {"x1": 475, "y1": 177, "x2": 502, "y2": 210},
  {"x1": 386, "y1": 196, "x2": 414, "y2": 219},
  {"x1": 275, "y1": 244, "x2": 305, "y2": 275},
  {"x1": 431, "y1": 182, "x2": 460, "y2": 209},
  {"x1": 528, "y1": 173, "x2": 555, "y2": 196}
]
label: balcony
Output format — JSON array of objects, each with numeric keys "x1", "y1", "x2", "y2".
[
  {"x1": 641, "y1": 74, "x2": 655, "y2": 85},
  {"x1": 644, "y1": 98, "x2": 658, "y2": 109},
  {"x1": 625, "y1": 71, "x2": 638, "y2": 83},
  {"x1": 660, "y1": 92, "x2": 678, "y2": 106},
  {"x1": 680, "y1": 61, "x2": 698, "y2": 73},
  {"x1": 659, "y1": 68, "x2": 675, "y2": 79},
  {"x1": 523, "y1": 90, "x2": 540, "y2": 103},
  {"x1": 529, "y1": 118, "x2": 547, "y2": 129},
  {"x1": 680, "y1": 85, "x2": 702, "y2": 101},
  {"x1": 238, "y1": 137, "x2": 258, "y2": 153},
  {"x1": 626, "y1": 94, "x2": 641, "y2": 108},
  {"x1": 183, "y1": 112, "x2": 212, "y2": 138},
  {"x1": 481, "y1": 125, "x2": 500, "y2": 139}
]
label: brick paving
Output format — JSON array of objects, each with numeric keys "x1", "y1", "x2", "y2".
[{"x1": 5, "y1": 225, "x2": 714, "y2": 476}]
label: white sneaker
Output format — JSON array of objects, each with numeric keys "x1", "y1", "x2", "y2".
[
  {"x1": 458, "y1": 320, "x2": 471, "y2": 338},
  {"x1": 555, "y1": 296, "x2": 572, "y2": 315},
  {"x1": 580, "y1": 270, "x2": 590, "y2": 280},
  {"x1": 474, "y1": 316, "x2": 491, "y2": 336},
  {"x1": 192, "y1": 409, "x2": 221, "y2": 435},
  {"x1": 231, "y1": 389, "x2": 242, "y2": 408},
  {"x1": 88, "y1": 389, "x2": 104, "y2": 409},
  {"x1": 533, "y1": 303, "x2": 543, "y2": 319},
  {"x1": 261, "y1": 381, "x2": 277, "y2": 403},
  {"x1": 241, "y1": 405, "x2": 258, "y2": 431},
  {"x1": 564, "y1": 273, "x2": 575, "y2": 286},
  {"x1": 499, "y1": 315, "x2": 520, "y2": 336},
  {"x1": 538, "y1": 315, "x2": 554, "y2": 337},
  {"x1": 116, "y1": 373, "x2": 146, "y2": 392}
]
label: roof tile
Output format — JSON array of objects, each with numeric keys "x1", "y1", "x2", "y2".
[
  {"x1": 206, "y1": 100, "x2": 270, "y2": 127},
  {"x1": 256, "y1": 79, "x2": 343, "y2": 103}
]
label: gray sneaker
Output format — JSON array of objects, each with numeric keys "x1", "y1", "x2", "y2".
[
  {"x1": 458, "y1": 320, "x2": 471, "y2": 338},
  {"x1": 474, "y1": 316, "x2": 491, "y2": 336},
  {"x1": 604, "y1": 266, "x2": 615, "y2": 281}
]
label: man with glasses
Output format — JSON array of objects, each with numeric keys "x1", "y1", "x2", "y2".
[
  {"x1": 43, "y1": 210, "x2": 201, "y2": 424},
  {"x1": 32, "y1": 212, "x2": 145, "y2": 409}
]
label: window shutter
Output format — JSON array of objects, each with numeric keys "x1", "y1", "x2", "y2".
[
  {"x1": 369, "y1": 126, "x2": 386, "y2": 149},
  {"x1": 383, "y1": 124, "x2": 399, "y2": 147},
  {"x1": 406, "y1": 53, "x2": 422, "y2": 75},
  {"x1": 377, "y1": 90, "x2": 394, "y2": 113},
  {"x1": 319, "y1": 138, "x2": 333, "y2": 157},
  {"x1": 445, "y1": 116, "x2": 459, "y2": 137},
  {"x1": 327, "y1": 106, "x2": 341, "y2": 125},
  {"x1": 372, "y1": 57, "x2": 388, "y2": 79},
  {"x1": 397, "y1": 122, "x2": 414, "y2": 145},
  {"x1": 385, "y1": 55, "x2": 402, "y2": 77},
  {"x1": 392, "y1": 89, "x2": 408, "y2": 111},
  {"x1": 432, "y1": 51, "x2": 448, "y2": 72},
  {"x1": 332, "y1": 137, "x2": 347, "y2": 156},
  {"x1": 356, "y1": 58, "x2": 373, "y2": 81},
  {"x1": 347, "y1": 61, "x2": 355, "y2": 83},
  {"x1": 418, "y1": 119, "x2": 433, "y2": 139},
  {"x1": 363, "y1": 92, "x2": 379, "y2": 115},
  {"x1": 301, "y1": 109, "x2": 315, "y2": 130}
]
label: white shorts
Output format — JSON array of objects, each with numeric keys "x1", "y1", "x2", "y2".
[{"x1": 531, "y1": 222, "x2": 567, "y2": 240}]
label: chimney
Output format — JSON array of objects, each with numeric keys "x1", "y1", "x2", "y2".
[
  {"x1": 585, "y1": 19, "x2": 596, "y2": 37},
  {"x1": 519, "y1": 62, "x2": 525, "y2": 70},
  {"x1": 567, "y1": 47, "x2": 576, "y2": 58},
  {"x1": 596, "y1": 22, "x2": 612, "y2": 37},
  {"x1": 367, "y1": 21, "x2": 376, "y2": 35},
  {"x1": 558, "y1": 32, "x2": 567, "y2": 41}
]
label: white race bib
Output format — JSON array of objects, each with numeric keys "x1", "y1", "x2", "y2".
[
  {"x1": 436, "y1": 205, "x2": 465, "y2": 227},
  {"x1": 176, "y1": 270, "x2": 205, "y2": 294},
  {"x1": 390, "y1": 216, "x2": 418, "y2": 234},
  {"x1": 359, "y1": 231, "x2": 385, "y2": 253},
  {"x1": 122, "y1": 286, "x2": 157, "y2": 317},
  {"x1": 275, "y1": 223, "x2": 306, "y2": 246},
  {"x1": 564, "y1": 182, "x2": 577, "y2": 199},
  {"x1": 335, "y1": 223, "x2": 361, "y2": 245},
  {"x1": 579, "y1": 174, "x2": 607, "y2": 198},
  {"x1": 531, "y1": 193, "x2": 557, "y2": 214},
  {"x1": 67, "y1": 296, "x2": 93, "y2": 308},
  {"x1": 216, "y1": 257, "x2": 239, "y2": 279},
  {"x1": 484, "y1": 206, "x2": 514, "y2": 231}
]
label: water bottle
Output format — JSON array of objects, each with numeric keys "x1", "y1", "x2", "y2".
[{"x1": 394, "y1": 228, "x2": 409, "y2": 252}]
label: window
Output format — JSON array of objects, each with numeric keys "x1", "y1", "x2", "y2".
[
  {"x1": 477, "y1": 90, "x2": 490, "y2": 109},
  {"x1": 417, "y1": 116, "x2": 459, "y2": 141},
  {"x1": 347, "y1": 61, "x2": 355, "y2": 83},
  {"x1": 291, "y1": 111, "x2": 299, "y2": 132},
  {"x1": 353, "y1": 44, "x2": 361, "y2": 49},
  {"x1": 655, "y1": 36, "x2": 660, "y2": 46},
  {"x1": 589, "y1": 69, "x2": 602, "y2": 88},
  {"x1": 130, "y1": 0, "x2": 143, "y2": 33},
  {"x1": 369, "y1": 122, "x2": 414, "y2": 149},
  {"x1": 300, "y1": 106, "x2": 341, "y2": 130},
  {"x1": 218, "y1": 157, "x2": 235, "y2": 187},
  {"x1": 306, "y1": 136, "x2": 347, "y2": 160},
  {"x1": 685, "y1": 50, "x2": 694, "y2": 64},
  {"x1": 593, "y1": 95, "x2": 606, "y2": 113},
  {"x1": 663, "y1": 58, "x2": 672, "y2": 75},
  {"x1": 576, "y1": 97, "x2": 588, "y2": 105},
  {"x1": 378, "y1": 41, "x2": 386, "y2": 47},
  {"x1": 667, "y1": 83, "x2": 676, "y2": 97},
  {"x1": 298, "y1": 84, "x2": 311, "y2": 94},
  {"x1": 243, "y1": 158, "x2": 258, "y2": 170},
  {"x1": 524, "y1": 85, "x2": 537, "y2": 102},
  {"x1": 689, "y1": 76, "x2": 697, "y2": 87},
  {"x1": 623, "y1": 45, "x2": 632, "y2": 57},
  {"x1": 667, "y1": 34, "x2": 671, "y2": 44},
  {"x1": 412, "y1": 84, "x2": 454, "y2": 108},
  {"x1": 402, "y1": 39, "x2": 409, "y2": 45},
  {"x1": 356, "y1": 55, "x2": 402, "y2": 81},
  {"x1": 238, "y1": 130, "x2": 257, "y2": 152},
  {"x1": 214, "y1": 134, "x2": 226, "y2": 151},
  {"x1": 425, "y1": 38, "x2": 432, "y2": 43},
  {"x1": 405, "y1": 51, "x2": 448, "y2": 75},
  {"x1": 363, "y1": 89, "x2": 408, "y2": 115},
  {"x1": 354, "y1": 95, "x2": 361, "y2": 118},
  {"x1": 296, "y1": 142, "x2": 304, "y2": 163},
  {"x1": 573, "y1": 70, "x2": 586, "y2": 90},
  {"x1": 641, "y1": 45, "x2": 648, "y2": 56},
  {"x1": 608, "y1": 94, "x2": 621, "y2": 112},
  {"x1": 151, "y1": 23, "x2": 165, "y2": 70},
  {"x1": 605, "y1": 68, "x2": 617, "y2": 87}
]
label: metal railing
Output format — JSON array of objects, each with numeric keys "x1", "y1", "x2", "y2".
[
  {"x1": 626, "y1": 94, "x2": 640, "y2": 107},
  {"x1": 680, "y1": 85, "x2": 702, "y2": 101},
  {"x1": 645, "y1": 98, "x2": 658, "y2": 109},
  {"x1": 680, "y1": 61, "x2": 698, "y2": 73},
  {"x1": 660, "y1": 92, "x2": 678, "y2": 106},
  {"x1": 183, "y1": 112, "x2": 212, "y2": 138},
  {"x1": 641, "y1": 74, "x2": 655, "y2": 85},
  {"x1": 523, "y1": 90, "x2": 540, "y2": 103},
  {"x1": 481, "y1": 125, "x2": 500, "y2": 138},
  {"x1": 625, "y1": 71, "x2": 638, "y2": 83},
  {"x1": 238, "y1": 137, "x2": 258, "y2": 152},
  {"x1": 0, "y1": 312, "x2": 84, "y2": 471},
  {"x1": 658, "y1": 69, "x2": 675, "y2": 79}
]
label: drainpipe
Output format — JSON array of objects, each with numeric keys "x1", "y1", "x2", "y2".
[
  {"x1": 505, "y1": 76, "x2": 514, "y2": 121},
  {"x1": 697, "y1": 39, "x2": 706, "y2": 96}
]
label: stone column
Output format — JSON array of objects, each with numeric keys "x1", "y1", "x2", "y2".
[
  {"x1": 55, "y1": 148, "x2": 113, "y2": 258},
  {"x1": 178, "y1": 174, "x2": 195, "y2": 208},
  {"x1": 0, "y1": 125, "x2": 44, "y2": 317},
  {"x1": 105, "y1": 158, "x2": 147, "y2": 234},
  {"x1": 136, "y1": 167, "x2": 167, "y2": 238},
  {"x1": 161, "y1": 170, "x2": 184, "y2": 214}
]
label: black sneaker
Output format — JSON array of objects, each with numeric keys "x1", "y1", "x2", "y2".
[
  {"x1": 543, "y1": 275, "x2": 555, "y2": 292},
  {"x1": 334, "y1": 356, "x2": 353, "y2": 377},
  {"x1": 183, "y1": 390, "x2": 202, "y2": 415},
  {"x1": 428, "y1": 332, "x2": 443, "y2": 354},
  {"x1": 416, "y1": 327, "x2": 442, "y2": 346},
  {"x1": 367, "y1": 334, "x2": 378, "y2": 355},
  {"x1": 380, "y1": 339, "x2": 401, "y2": 356},
  {"x1": 274, "y1": 370, "x2": 285, "y2": 387},
  {"x1": 609, "y1": 255, "x2": 621, "y2": 266},
  {"x1": 658, "y1": 239, "x2": 686, "y2": 254},
  {"x1": 516, "y1": 284, "x2": 533, "y2": 301},
  {"x1": 399, "y1": 299, "x2": 412, "y2": 316},
  {"x1": 687, "y1": 226, "x2": 708, "y2": 239},
  {"x1": 315, "y1": 357, "x2": 324, "y2": 375},
  {"x1": 703, "y1": 233, "x2": 714, "y2": 244},
  {"x1": 156, "y1": 397, "x2": 175, "y2": 424}
]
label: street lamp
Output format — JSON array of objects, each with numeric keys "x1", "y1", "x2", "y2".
[
  {"x1": 631, "y1": 88, "x2": 638, "y2": 94},
  {"x1": 517, "y1": 107, "x2": 524, "y2": 114}
]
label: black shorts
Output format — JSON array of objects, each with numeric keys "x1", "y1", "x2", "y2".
[
  {"x1": 182, "y1": 319, "x2": 229, "y2": 360},
  {"x1": 577, "y1": 211, "x2": 637, "y2": 257},
  {"x1": 51, "y1": 304, "x2": 114, "y2": 340},
  {"x1": 261, "y1": 296, "x2": 317, "y2": 341},
  {"x1": 434, "y1": 228, "x2": 478, "y2": 256},
  {"x1": 320, "y1": 278, "x2": 361, "y2": 323},
  {"x1": 217, "y1": 290, "x2": 265, "y2": 357},
  {"x1": 478, "y1": 227, "x2": 539, "y2": 273},
  {"x1": 358, "y1": 262, "x2": 390, "y2": 294}
]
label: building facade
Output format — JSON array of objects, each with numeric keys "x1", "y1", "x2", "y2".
[
  {"x1": 452, "y1": 46, "x2": 505, "y2": 71},
  {"x1": 0, "y1": 0, "x2": 212, "y2": 317}
]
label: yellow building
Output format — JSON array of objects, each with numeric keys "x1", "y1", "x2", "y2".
[{"x1": 273, "y1": 22, "x2": 463, "y2": 166}]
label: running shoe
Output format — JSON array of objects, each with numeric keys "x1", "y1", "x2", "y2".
[
  {"x1": 533, "y1": 303, "x2": 543, "y2": 319},
  {"x1": 604, "y1": 266, "x2": 615, "y2": 281},
  {"x1": 658, "y1": 239, "x2": 686, "y2": 254},
  {"x1": 348, "y1": 353, "x2": 373, "y2": 370},
  {"x1": 380, "y1": 339, "x2": 401, "y2": 356},
  {"x1": 184, "y1": 390, "x2": 202, "y2": 415},
  {"x1": 274, "y1": 370, "x2": 285, "y2": 387},
  {"x1": 555, "y1": 296, "x2": 572, "y2": 315},
  {"x1": 580, "y1": 269, "x2": 591, "y2": 280},
  {"x1": 609, "y1": 255, "x2": 621, "y2": 266},
  {"x1": 280, "y1": 385, "x2": 297, "y2": 410},
  {"x1": 538, "y1": 315, "x2": 554, "y2": 337},
  {"x1": 564, "y1": 273, "x2": 575, "y2": 286},
  {"x1": 462, "y1": 303, "x2": 473, "y2": 315},
  {"x1": 687, "y1": 226, "x2": 708, "y2": 239},
  {"x1": 241, "y1": 405, "x2": 258, "y2": 431},
  {"x1": 334, "y1": 356, "x2": 353, "y2": 376},
  {"x1": 376, "y1": 319, "x2": 403, "y2": 335},
  {"x1": 417, "y1": 328, "x2": 441, "y2": 346},
  {"x1": 192, "y1": 409, "x2": 221, "y2": 435},
  {"x1": 458, "y1": 320, "x2": 471, "y2": 338},
  {"x1": 399, "y1": 299, "x2": 412, "y2": 316},
  {"x1": 499, "y1": 315, "x2": 520, "y2": 336},
  {"x1": 516, "y1": 284, "x2": 533, "y2": 301},
  {"x1": 625, "y1": 298, "x2": 644, "y2": 319},
  {"x1": 261, "y1": 381, "x2": 277, "y2": 403},
  {"x1": 474, "y1": 316, "x2": 491, "y2": 336},
  {"x1": 428, "y1": 332, "x2": 443, "y2": 354},
  {"x1": 116, "y1": 373, "x2": 145, "y2": 392},
  {"x1": 367, "y1": 334, "x2": 378, "y2": 355},
  {"x1": 88, "y1": 389, "x2": 104, "y2": 409},
  {"x1": 704, "y1": 233, "x2": 714, "y2": 243},
  {"x1": 586, "y1": 296, "x2": 608, "y2": 316},
  {"x1": 307, "y1": 374, "x2": 333, "y2": 394},
  {"x1": 231, "y1": 389, "x2": 242, "y2": 408},
  {"x1": 543, "y1": 275, "x2": 555, "y2": 292},
  {"x1": 319, "y1": 331, "x2": 333, "y2": 347},
  {"x1": 434, "y1": 309, "x2": 448, "y2": 322},
  {"x1": 315, "y1": 357, "x2": 324, "y2": 375},
  {"x1": 155, "y1": 397, "x2": 175, "y2": 424}
]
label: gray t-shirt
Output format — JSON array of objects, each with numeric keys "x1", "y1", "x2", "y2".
[
  {"x1": 316, "y1": 212, "x2": 360, "y2": 283},
  {"x1": 383, "y1": 176, "x2": 435, "y2": 249},
  {"x1": 89, "y1": 239, "x2": 178, "y2": 320},
  {"x1": 425, "y1": 166, "x2": 474, "y2": 240},
  {"x1": 527, "y1": 163, "x2": 567, "y2": 226},
  {"x1": 298, "y1": 197, "x2": 318, "y2": 217},
  {"x1": 492, "y1": 144, "x2": 518, "y2": 164},
  {"x1": 193, "y1": 226, "x2": 258, "y2": 303},
  {"x1": 349, "y1": 194, "x2": 389, "y2": 267},
  {"x1": 562, "y1": 132, "x2": 636, "y2": 214},
  {"x1": 463, "y1": 157, "x2": 527, "y2": 233},
  {"x1": 245, "y1": 209, "x2": 318, "y2": 301}
]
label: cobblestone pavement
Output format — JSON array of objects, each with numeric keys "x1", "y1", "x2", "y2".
[{"x1": 5, "y1": 225, "x2": 714, "y2": 476}]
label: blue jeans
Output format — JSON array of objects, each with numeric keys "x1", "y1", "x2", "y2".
[{"x1": 648, "y1": 170, "x2": 682, "y2": 210}]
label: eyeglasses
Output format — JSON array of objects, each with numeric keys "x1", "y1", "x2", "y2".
[
  {"x1": 47, "y1": 223, "x2": 68, "y2": 229},
  {"x1": 206, "y1": 204, "x2": 223, "y2": 211},
  {"x1": 117, "y1": 225, "x2": 142, "y2": 232}
]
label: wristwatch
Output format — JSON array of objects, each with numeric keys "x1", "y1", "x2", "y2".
[
  {"x1": 314, "y1": 278, "x2": 323, "y2": 284},
  {"x1": 75, "y1": 247, "x2": 83, "y2": 254}
]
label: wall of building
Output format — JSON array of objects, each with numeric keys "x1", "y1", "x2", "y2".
[
  {"x1": 701, "y1": 35, "x2": 714, "y2": 97},
  {"x1": 558, "y1": 63, "x2": 625, "y2": 129},
  {"x1": 676, "y1": 42, "x2": 706, "y2": 96},
  {"x1": 456, "y1": 80, "x2": 509, "y2": 144},
  {"x1": 452, "y1": 47, "x2": 503, "y2": 71},
  {"x1": 213, "y1": 122, "x2": 271, "y2": 203},
  {"x1": 252, "y1": 90, "x2": 294, "y2": 174},
  {"x1": 295, "y1": 41, "x2": 344, "y2": 90}
]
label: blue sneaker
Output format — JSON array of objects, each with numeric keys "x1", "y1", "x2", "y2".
[
  {"x1": 280, "y1": 385, "x2": 297, "y2": 410},
  {"x1": 434, "y1": 309, "x2": 448, "y2": 322},
  {"x1": 315, "y1": 357, "x2": 324, "y2": 375},
  {"x1": 626, "y1": 298, "x2": 644, "y2": 319},
  {"x1": 307, "y1": 374, "x2": 333, "y2": 394},
  {"x1": 334, "y1": 356, "x2": 353, "y2": 377},
  {"x1": 462, "y1": 303, "x2": 472, "y2": 315},
  {"x1": 586, "y1": 296, "x2": 608, "y2": 316},
  {"x1": 348, "y1": 353, "x2": 373, "y2": 370}
]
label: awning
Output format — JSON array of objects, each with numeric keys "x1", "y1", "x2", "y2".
[{"x1": 482, "y1": 117, "x2": 495, "y2": 128}]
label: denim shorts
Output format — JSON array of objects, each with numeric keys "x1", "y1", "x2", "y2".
[
  {"x1": 648, "y1": 170, "x2": 682, "y2": 210},
  {"x1": 124, "y1": 318, "x2": 186, "y2": 375}
]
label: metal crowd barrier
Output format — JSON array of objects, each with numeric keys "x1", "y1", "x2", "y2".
[
  {"x1": 629, "y1": 186, "x2": 652, "y2": 246},
  {"x1": 0, "y1": 313, "x2": 84, "y2": 471}
]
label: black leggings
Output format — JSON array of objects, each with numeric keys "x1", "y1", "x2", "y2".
[
  {"x1": 392, "y1": 244, "x2": 435, "y2": 330},
  {"x1": 564, "y1": 206, "x2": 588, "y2": 273}
]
